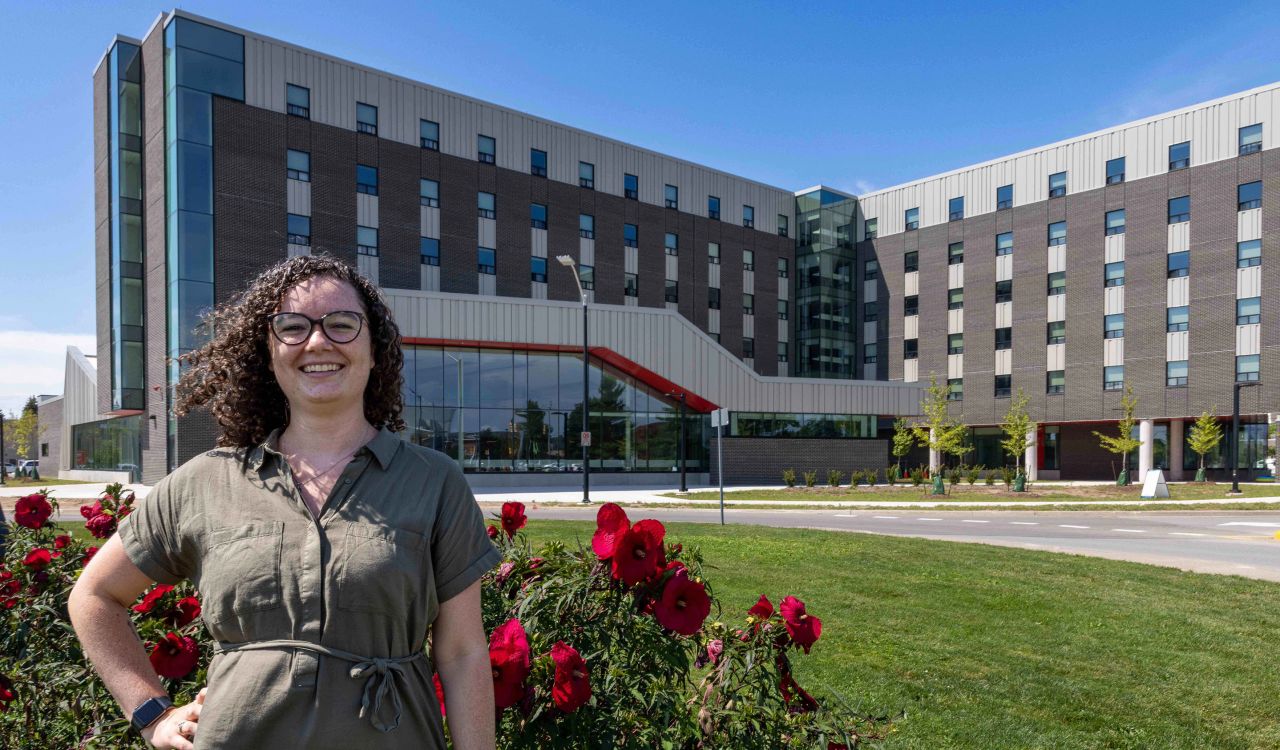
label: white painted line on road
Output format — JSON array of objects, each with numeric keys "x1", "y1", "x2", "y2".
[
  {"x1": 1059, "y1": 524, "x2": 1089, "y2": 529},
  {"x1": 1169, "y1": 532, "x2": 1206, "y2": 537},
  {"x1": 1112, "y1": 529, "x2": 1146, "y2": 533},
  {"x1": 1010, "y1": 521, "x2": 1039, "y2": 525},
  {"x1": 918, "y1": 518, "x2": 942, "y2": 521},
  {"x1": 1218, "y1": 522, "x2": 1280, "y2": 528},
  {"x1": 873, "y1": 516, "x2": 899, "y2": 519},
  {"x1": 961, "y1": 520, "x2": 989, "y2": 524}
]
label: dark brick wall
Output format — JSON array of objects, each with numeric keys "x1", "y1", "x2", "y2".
[
  {"x1": 378, "y1": 139, "x2": 424, "y2": 290},
  {"x1": 709, "y1": 436, "x2": 888, "y2": 485},
  {"x1": 140, "y1": 28, "x2": 168, "y2": 484},
  {"x1": 94, "y1": 60, "x2": 111, "y2": 416}
]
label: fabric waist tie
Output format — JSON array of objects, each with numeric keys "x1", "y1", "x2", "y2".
[{"x1": 212, "y1": 639, "x2": 426, "y2": 733}]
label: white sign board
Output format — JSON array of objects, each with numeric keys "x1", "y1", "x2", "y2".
[
  {"x1": 711, "y1": 408, "x2": 729, "y2": 428},
  {"x1": 1140, "y1": 469, "x2": 1170, "y2": 499},
  {"x1": 580, "y1": 431, "x2": 592, "y2": 447}
]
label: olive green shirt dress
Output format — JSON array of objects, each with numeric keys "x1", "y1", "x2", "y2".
[{"x1": 118, "y1": 427, "x2": 501, "y2": 749}]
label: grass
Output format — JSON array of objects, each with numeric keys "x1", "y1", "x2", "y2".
[
  {"x1": 667, "y1": 482, "x2": 1280, "y2": 504},
  {"x1": 0, "y1": 477, "x2": 94, "y2": 487},
  {"x1": 525, "y1": 519, "x2": 1280, "y2": 749}
]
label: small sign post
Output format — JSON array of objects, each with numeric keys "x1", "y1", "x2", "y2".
[
  {"x1": 1140, "y1": 469, "x2": 1170, "y2": 499},
  {"x1": 580, "y1": 431, "x2": 591, "y2": 447},
  {"x1": 711, "y1": 409, "x2": 729, "y2": 525}
]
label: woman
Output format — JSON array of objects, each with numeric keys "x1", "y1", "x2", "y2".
[{"x1": 69, "y1": 255, "x2": 500, "y2": 749}]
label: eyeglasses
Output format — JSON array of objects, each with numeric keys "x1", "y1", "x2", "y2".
[{"x1": 267, "y1": 310, "x2": 365, "y2": 345}]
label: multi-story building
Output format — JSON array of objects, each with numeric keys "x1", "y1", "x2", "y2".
[{"x1": 85, "y1": 10, "x2": 1274, "y2": 485}]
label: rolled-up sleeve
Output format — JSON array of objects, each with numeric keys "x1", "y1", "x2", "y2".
[
  {"x1": 117, "y1": 476, "x2": 195, "y2": 584},
  {"x1": 430, "y1": 464, "x2": 501, "y2": 603}
]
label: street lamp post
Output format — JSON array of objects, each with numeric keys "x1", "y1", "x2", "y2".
[
  {"x1": 557, "y1": 255, "x2": 591, "y2": 504},
  {"x1": 667, "y1": 391, "x2": 688, "y2": 492},
  {"x1": 1229, "y1": 380, "x2": 1261, "y2": 494}
]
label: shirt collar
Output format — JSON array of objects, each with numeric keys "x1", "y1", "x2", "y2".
[{"x1": 250, "y1": 426, "x2": 398, "y2": 471}]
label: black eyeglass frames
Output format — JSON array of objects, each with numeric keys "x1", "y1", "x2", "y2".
[{"x1": 267, "y1": 310, "x2": 366, "y2": 345}]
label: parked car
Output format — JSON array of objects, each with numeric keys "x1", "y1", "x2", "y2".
[{"x1": 18, "y1": 460, "x2": 38, "y2": 473}]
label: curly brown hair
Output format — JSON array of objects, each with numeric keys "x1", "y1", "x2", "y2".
[{"x1": 174, "y1": 254, "x2": 405, "y2": 448}]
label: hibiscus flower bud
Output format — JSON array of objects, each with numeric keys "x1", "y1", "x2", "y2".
[{"x1": 487, "y1": 525, "x2": 499, "y2": 540}]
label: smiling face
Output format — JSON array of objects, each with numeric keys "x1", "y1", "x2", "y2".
[{"x1": 269, "y1": 275, "x2": 374, "y2": 416}]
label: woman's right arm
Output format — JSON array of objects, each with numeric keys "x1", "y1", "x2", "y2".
[{"x1": 68, "y1": 535, "x2": 202, "y2": 749}]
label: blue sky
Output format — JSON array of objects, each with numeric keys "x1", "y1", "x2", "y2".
[{"x1": 3, "y1": 0, "x2": 1280, "y2": 414}]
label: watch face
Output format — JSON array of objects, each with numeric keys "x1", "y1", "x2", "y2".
[{"x1": 132, "y1": 697, "x2": 172, "y2": 731}]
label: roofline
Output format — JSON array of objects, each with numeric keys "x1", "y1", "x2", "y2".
[
  {"x1": 793, "y1": 184, "x2": 856, "y2": 200},
  {"x1": 92, "y1": 33, "x2": 145, "y2": 77}
]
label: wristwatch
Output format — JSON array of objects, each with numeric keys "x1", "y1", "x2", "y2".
[{"x1": 130, "y1": 696, "x2": 174, "y2": 734}]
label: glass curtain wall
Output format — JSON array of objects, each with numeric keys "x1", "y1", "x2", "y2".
[
  {"x1": 71, "y1": 415, "x2": 144, "y2": 482},
  {"x1": 794, "y1": 189, "x2": 858, "y2": 378},
  {"x1": 402, "y1": 346, "x2": 707, "y2": 473},
  {"x1": 108, "y1": 41, "x2": 146, "y2": 410},
  {"x1": 1181, "y1": 419, "x2": 1269, "y2": 471}
]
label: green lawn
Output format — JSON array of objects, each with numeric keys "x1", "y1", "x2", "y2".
[
  {"x1": 668, "y1": 482, "x2": 1280, "y2": 504},
  {"x1": 525, "y1": 519, "x2": 1280, "y2": 749},
  {"x1": 0, "y1": 477, "x2": 95, "y2": 487}
]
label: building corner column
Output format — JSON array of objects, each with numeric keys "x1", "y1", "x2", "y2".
[
  {"x1": 1168, "y1": 418, "x2": 1184, "y2": 481},
  {"x1": 1138, "y1": 418, "x2": 1154, "y2": 480}
]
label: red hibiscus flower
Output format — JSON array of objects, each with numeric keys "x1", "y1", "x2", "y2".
[
  {"x1": 0, "y1": 673, "x2": 13, "y2": 713},
  {"x1": 612, "y1": 519, "x2": 666, "y2": 585},
  {"x1": 84, "y1": 512, "x2": 118, "y2": 539},
  {"x1": 780, "y1": 596, "x2": 822, "y2": 654},
  {"x1": 132, "y1": 584, "x2": 175, "y2": 615},
  {"x1": 83, "y1": 546, "x2": 99, "y2": 566},
  {"x1": 653, "y1": 567, "x2": 711, "y2": 636},
  {"x1": 54, "y1": 535, "x2": 72, "y2": 550},
  {"x1": 170, "y1": 596, "x2": 202, "y2": 628},
  {"x1": 487, "y1": 525, "x2": 499, "y2": 540},
  {"x1": 500, "y1": 502, "x2": 527, "y2": 539},
  {"x1": 550, "y1": 641, "x2": 591, "y2": 713},
  {"x1": 488, "y1": 619, "x2": 530, "y2": 709},
  {"x1": 779, "y1": 672, "x2": 820, "y2": 713},
  {"x1": 80, "y1": 500, "x2": 103, "y2": 520},
  {"x1": 149, "y1": 633, "x2": 199, "y2": 679},
  {"x1": 591, "y1": 502, "x2": 630, "y2": 559},
  {"x1": 748, "y1": 594, "x2": 775, "y2": 621},
  {"x1": 433, "y1": 672, "x2": 447, "y2": 717},
  {"x1": 22, "y1": 549, "x2": 52, "y2": 570},
  {"x1": 14, "y1": 494, "x2": 52, "y2": 529}
]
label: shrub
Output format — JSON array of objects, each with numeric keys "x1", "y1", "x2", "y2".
[
  {"x1": 803, "y1": 471, "x2": 818, "y2": 488},
  {"x1": 1001, "y1": 465, "x2": 1015, "y2": 488},
  {"x1": 966, "y1": 465, "x2": 982, "y2": 485},
  {"x1": 863, "y1": 468, "x2": 878, "y2": 486},
  {"x1": 984, "y1": 470, "x2": 996, "y2": 486},
  {"x1": 782, "y1": 468, "x2": 797, "y2": 488},
  {"x1": 949, "y1": 466, "x2": 963, "y2": 486},
  {"x1": 885, "y1": 467, "x2": 898, "y2": 486},
  {"x1": 909, "y1": 467, "x2": 925, "y2": 487},
  {"x1": 827, "y1": 469, "x2": 844, "y2": 487}
]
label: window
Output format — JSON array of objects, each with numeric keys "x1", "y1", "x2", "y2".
[
  {"x1": 286, "y1": 213, "x2": 310, "y2": 245},
  {"x1": 779, "y1": 342, "x2": 790, "y2": 364},
  {"x1": 707, "y1": 242, "x2": 720, "y2": 264},
  {"x1": 1168, "y1": 196, "x2": 1190, "y2": 224},
  {"x1": 707, "y1": 195, "x2": 720, "y2": 220},
  {"x1": 742, "y1": 338, "x2": 755, "y2": 359},
  {"x1": 286, "y1": 149, "x2": 310, "y2": 181},
  {"x1": 420, "y1": 179, "x2": 440, "y2": 207},
  {"x1": 1104, "y1": 313, "x2": 1124, "y2": 339},
  {"x1": 995, "y1": 327, "x2": 1012, "y2": 350},
  {"x1": 664, "y1": 184, "x2": 679, "y2": 209},
  {"x1": 1106, "y1": 156, "x2": 1125, "y2": 184},
  {"x1": 356, "y1": 102, "x2": 377, "y2": 135},
  {"x1": 624, "y1": 173, "x2": 638, "y2": 200},
  {"x1": 997, "y1": 184, "x2": 1013, "y2": 210},
  {"x1": 530, "y1": 203, "x2": 547, "y2": 229},
  {"x1": 1236, "y1": 354, "x2": 1260, "y2": 382},
  {"x1": 994, "y1": 374, "x2": 1012, "y2": 398},
  {"x1": 623, "y1": 224, "x2": 638, "y2": 248},
  {"x1": 904, "y1": 250, "x2": 919, "y2": 273},
  {"x1": 904, "y1": 339, "x2": 918, "y2": 359},
  {"x1": 1237, "y1": 296, "x2": 1261, "y2": 325},
  {"x1": 420, "y1": 237, "x2": 439, "y2": 266},
  {"x1": 1167, "y1": 251, "x2": 1189, "y2": 278},
  {"x1": 1166, "y1": 306, "x2": 1189, "y2": 332},
  {"x1": 1047, "y1": 221, "x2": 1067, "y2": 246},
  {"x1": 478, "y1": 192, "x2": 496, "y2": 219},
  {"x1": 477, "y1": 247, "x2": 496, "y2": 275},
  {"x1": 743, "y1": 293, "x2": 755, "y2": 315},
  {"x1": 1103, "y1": 365, "x2": 1124, "y2": 391},
  {"x1": 996, "y1": 232, "x2": 1013, "y2": 256},
  {"x1": 624, "y1": 273, "x2": 638, "y2": 297},
  {"x1": 1046, "y1": 370, "x2": 1065, "y2": 394},
  {"x1": 1105, "y1": 261, "x2": 1125, "y2": 287},
  {"x1": 948, "y1": 242, "x2": 964, "y2": 265},
  {"x1": 1047, "y1": 271, "x2": 1066, "y2": 296},
  {"x1": 286, "y1": 84, "x2": 310, "y2": 118},
  {"x1": 864, "y1": 302, "x2": 878, "y2": 322},
  {"x1": 948, "y1": 333, "x2": 964, "y2": 354},
  {"x1": 1239, "y1": 181, "x2": 1262, "y2": 211},
  {"x1": 1238, "y1": 239, "x2": 1262, "y2": 268},
  {"x1": 1169, "y1": 140, "x2": 1190, "y2": 171},
  {"x1": 1048, "y1": 171, "x2": 1067, "y2": 198},
  {"x1": 1047, "y1": 320, "x2": 1065, "y2": 344},
  {"x1": 996, "y1": 279, "x2": 1013, "y2": 303},
  {"x1": 947, "y1": 378, "x2": 963, "y2": 401},
  {"x1": 708, "y1": 287, "x2": 721, "y2": 310},
  {"x1": 905, "y1": 207, "x2": 919, "y2": 231},
  {"x1": 948, "y1": 196, "x2": 964, "y2": 221},
  {"x1": 1043, "y1": 425, "x2": 1060, "y2": 469},
  {"x1": 948, "y1": 288, "x2": 964, "y2": 310},
  {"x1": 420, "y1": 119, "x2": 439, "y2": 150},
  {"x1": 743, "y1": 249, "x2": 755, "y2": 271},
  {"x1": 1239, "y1": 123, "x2": 1262, "y2": 155},
  {"x1": 530, "y1": 149, "x2": 548, "y2": 177},
  {"x1": 664, "y1": 232, "x2": 678, "y2": 256},
  {"x1": 477, "y1": 135, "x2": 496, "y2": 164},
  {"x1": 530, "y1": 256, "x2": 547, "y2": 283},
  {"x1": 864, "y1": 217, "x2": 878, "y2": 240},
  {"x1": 863, "y1": 343, "x2": 878, "y2": 364},
  {"x1": 778, "y1": 299, "x2": 789, "y2": 320},
  {"x1": 864, "y1": 259, "x2": 879, "y2": 280},
  {"x1": 1167, "y1": 360, "x2": 1188, "y2": 387},
  {"x1": 1105, "y1": 209, "x2": 1126, "y2": 236},
  {"x1": 777, "y1": 257, "x2": 789, "y2": 278},
  {"x1": 904, "y1": 295, "x2": 918, "y2": 316},
  {"x1": 664, "y1": 280, "x2": 678, "y2": 303},
  {"x1": 355, "y1": 164, "x2": 378, "y2": 195},
  {"x1": 40, "y1": 443, "x2": 48, "y2": 458},
  {"x1": 743, "y1": 205, "x2": 755, "y2": 228},
  {"x1": 357, "y1": 226, "x2": 378, "y2": 256},
  {"x1": 579, "y1": 214, "x2": 594, "y2": 239},
  {"x1": 580, "y1": 264, "x2": 594, "y2": 291},
  {"x1": 578, "y1": 161, "x2": 594, "y2": 189},
  {"x1": 777, "y1": 214, "x2": 789, "y2": 237}
]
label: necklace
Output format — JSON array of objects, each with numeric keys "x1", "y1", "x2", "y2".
[{"x1": 282, "y1": 426, "x2": 375, "y2": 488}]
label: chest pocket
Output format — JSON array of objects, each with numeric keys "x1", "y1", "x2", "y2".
[
  {"x1": 203, "y1": 521, "x2": 285, "y2": 624},
  {"x1": 336, "y1": 523, "x2": 427, "y2": 615}
]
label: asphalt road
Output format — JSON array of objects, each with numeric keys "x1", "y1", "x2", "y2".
[{"x1": 526, "y1": 506, "x2": 1280, "y2": 582}]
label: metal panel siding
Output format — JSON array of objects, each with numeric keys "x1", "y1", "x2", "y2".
[
  {"x1": 995, "y1": 255, "x2": 1012, "y2": 281},
  {"x1": 903, "y1": 358, "x2": 919, "y2": 382},
  {"x1": 1167, "y1": 277, "x2": 1190, "y2": 308},
  {"x1": 478, "y1": 218, "x2": 496, "y2": 248},
  {"x1": 1167, "y1": 222, "x2": 1190, "y2": 253},
  {"x1": 1238, "y1": 208, "x2": 1262, "y2": 241},
  {"x1": 421, "y1": 207, "x2": 440, "y2": 238},
  {"x1": 1104, "y1": 287, "x2": 1125, "y2": 316},
  {"x1": 904, "y1": 315, "x2": 919, "y2": 339},
  {"x1": 995, "y1": 349, "x2": 1011, "y2": 375},
  {"x1": 1104, "y1": 337, "x2": 1124, "y2": 366},
  {"x1": 1104, "y1": 234, "x2": 1125, "y2": 263},
  {"x1": 904, "y1": 271, "x2": 919, "y2": 296},
  {"x1": 995, "y1": 302, "x2": 1012, "y2": 328},
  {"x1": 948, "y1": 263, "x2": 964, "y2": 289},
  {"x1": 1167, "y1": 331, "x2": 1189, "y2": 361},
  {"x1": 1047, "y1": 246, "x2": 1066, "y2": 273},
  {"x1": 948, "y1": 309, "x2": 964, "y2": 334},
  {"x1": 530, "y1": 229, "x2": 547, "y2": 257},
  {"x1": 1237, "y1": 323, "x2": 1261, "y2": 355},
  {"x1": 1046, "y1": 343, "x2": 1065, "y2": 371},
  {"x1": 743, "y1": 269, "x2": 755, "y2": 295},
  {"x1": 948, "y1": 354, "x2": 963, "y2": 379},
  {"x1": 1238, "y1": 266, "x2": 1262, "y2": 298},
  {"x1": 1047, "y1": 294, "x2": 1066, "y2": 322},
  {"x1": 357, "y1": 193, "x2": 378, "y2": 227},
  {"x1": 287, "y1": 179, "x2": 311, "y2": 214}
]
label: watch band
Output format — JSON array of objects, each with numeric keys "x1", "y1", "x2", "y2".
[{"x1": 129, "y1": 696, "x2": 174, "y2": 734}]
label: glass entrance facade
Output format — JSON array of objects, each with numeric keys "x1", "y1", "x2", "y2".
[{"x1": 794, "y1": 189, "x2": 858, "y2": 378}]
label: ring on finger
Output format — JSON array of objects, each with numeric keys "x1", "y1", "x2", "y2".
[{"x1": 177, "y1": 719, "x2": 189, "y2": 736}]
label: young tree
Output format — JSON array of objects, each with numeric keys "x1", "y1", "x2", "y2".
[
  {"x1": 1186, "y1": 410, "x2": 1224, "y2": 483},
  {"x1": 1000, "y1": 389, "x2": 1036, "y2": 491},
  {"x1": 890, "y1": 417, "x2": 916, "y2": 476},
  {"x1": 1093, "y1": 386, "x2": 1142, "y2": 485},
  {"x1": 910, "y1": 375, "x2": 969, "y2": 494}
]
